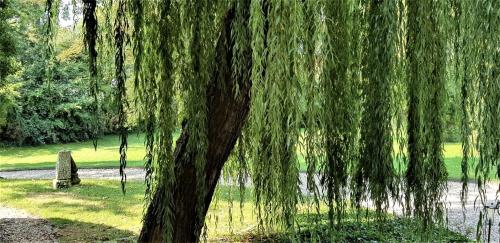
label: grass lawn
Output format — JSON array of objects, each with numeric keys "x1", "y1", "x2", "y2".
[
  {"x1": 0, "y1": 134, "x2": 468, "y2": 180},
  {"x1": 0, "y1": 179, "x2": 469, "y2": 242},
  {"x1": 0, "y1": 134, "x2": 153, "y2": 171}
]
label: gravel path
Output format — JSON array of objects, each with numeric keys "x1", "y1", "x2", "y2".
[
  {"x1": 1, "y1": 168, "x2": 499, "y2": 241},
  {"x1": 0, "y1": 205, "x2": 58, "y2": 243},
  {"x1": 0, "y1": 168, "x2": 145, "y2": 180},
  {"x1": 445, "y1": 181, "x2": 499, "y2": 242}
]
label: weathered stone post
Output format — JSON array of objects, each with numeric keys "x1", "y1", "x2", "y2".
[{"x1": 53, "y1": 150, "x2": 72, "y2": 189}]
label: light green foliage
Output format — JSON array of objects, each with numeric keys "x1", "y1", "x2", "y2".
[
  {"x1": 459, "y1": 0, "x2": 500, "y2": 240},
  {"x1": 248, "y1": 0, "x2": 304, "y2": 234},
  {"x1": 0, "y1": 83, "x2": 19, "y2": 126}
]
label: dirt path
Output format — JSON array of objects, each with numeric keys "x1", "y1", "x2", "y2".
[
  {"x1": 1, "y1": 168, "x2": 499, "y2": 241},
  {"x1": 0, "y1": 205, "x2": 58, "y2": 243}
]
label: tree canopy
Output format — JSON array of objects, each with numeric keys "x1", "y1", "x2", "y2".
[{"x1": 39, "y1": 0, "x2": 500, "y2": 241}]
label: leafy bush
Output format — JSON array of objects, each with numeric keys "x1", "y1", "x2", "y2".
[{"x1": 0, "y1": 1, "x2": 123, "y2": 146}]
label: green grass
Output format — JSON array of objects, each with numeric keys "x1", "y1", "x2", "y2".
[
  {"x1": 0, "y1": 134, "x2": 144, "y2": 171},
  {"x1": 0, "y1": 179, "x2": 469, "y2": 242},
  {"x1": 295, "y1": 143, "x2": 466, "y2": 180},
  {"x1": 0, "y1": 133, "x2": 157, "y2": 171},
  {"x1": 0, "y1": 179, "x2": 258, "y2": 241},
  {"x1": 0, "y1": 134, "x2": 469, "y2": 180}
]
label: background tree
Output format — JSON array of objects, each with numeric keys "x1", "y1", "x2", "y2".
[
  {"x1": 0, "y1": 0, "x2": 17, "y2": 125},
  {"x1": 0, "y1": 0, "x2": 122, "y2": 145}
]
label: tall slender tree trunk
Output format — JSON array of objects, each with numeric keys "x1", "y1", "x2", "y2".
[{"x1": 139, "y1": 8, "x2": 252, "y2": 242}]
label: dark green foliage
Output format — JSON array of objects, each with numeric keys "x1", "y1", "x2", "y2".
[
  {"x1": 0, "y1": 0, "x2": 116, "y2": 146},
  {"x1": 0, "y1": 0, "x2": 15, "y2": 83},
  {"x1": 290, "y1": 214, "x2": 470, "y2": 243},
  {"x1": 405, "y1": 0, "x2": 448, "y2": 233},
  {"x1": 357, "y1": 0, "x2": 398, "y2": 217},
  {"x1": 114, "y1": 0, "x2": 128, "y2": 193},
  {"x1": 1, "y1": 82, "x2": 93, "y2": 145},
  {"x1": 0, "y1": 0, "x2": 17, "y2": 125},
  {"x1": 82, "y1": 0, "x2": 99, "y2": 149},
  {"x1": 0, "y1": 51, "x2": 115, "y2": 146},
  {"x1": 322, "y1": 0, "x2": 361, "y2": 227}
]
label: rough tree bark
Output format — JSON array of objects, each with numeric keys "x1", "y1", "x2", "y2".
[{"x1": 138, "y1": 8, "x2": 252, "y2": 242}]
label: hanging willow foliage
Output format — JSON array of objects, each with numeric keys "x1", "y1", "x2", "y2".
[
  {"x1": 472, "y1": 0, "x2": 499, "y2": 239},
  {"x1": 248, "y1": 0, "x2": 270, "y2": 231},
  {"x1": 301, "y1": 0, "x2": 323, "y2": 221},
  {"x1": 47, "y1": 0, "x2": 499, "y2": 240},
  {"x1": 475, "y1": 0, "x2": 499, "y2": 195},
  {"x1": 249, "y1": 0, "x2": 302, "y2": 232},
  {"x1": 82, "y1": 0, "x2": 99, "y2": 150},
  {"x1": 405, "y1": 0, "x2": 448, "y2": 232},
  {"x1": 114, "y1": 0, "x2": 129, "y2": 193},
  {"x1": 451, "y1": 0, "x2": 470, "y2": 207},
  {"x1": 182, "y1": 0, "x2": 210, "y2": 237},
  {"x1": 43, "y1": 0, "x2": 59, "y2": 91},
  {"x1": 357, "y1": 0, "x2": 399, "y2": 217},
  {"x1": 231, "y1": 0, "x2": 252, "y2": 223},
  {"x1": 321, "y1": 0, "x2": 360, "y2": 227}
]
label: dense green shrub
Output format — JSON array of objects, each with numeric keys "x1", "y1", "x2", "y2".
[{"x1": 0, "y1": 1, "x2": 119, "y2": 146}]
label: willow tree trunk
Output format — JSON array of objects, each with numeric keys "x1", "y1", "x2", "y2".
[{"x1": 138, "y1": 8, "x2": 252, "y2": 243}]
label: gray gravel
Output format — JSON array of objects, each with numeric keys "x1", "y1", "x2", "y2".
[
  {"x1": 1, "y1": 168, "x2": 499, "y2": 241},
  {"x1": 0, "y1": 168, "x2": 145, "y2": 180},
  {"x1": 0, "y1": 205, "x2": 58, "y2": 243},
  {"x1": 445, "y1": 181, "x2": 499, "y2": 242}
]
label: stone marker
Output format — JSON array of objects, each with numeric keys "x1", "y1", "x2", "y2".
[{"x1": 53, "y1": 150, "x2": 80, "y2": 189}]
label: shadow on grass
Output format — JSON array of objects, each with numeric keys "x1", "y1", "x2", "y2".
[{"x1": 49, "y1": 217, "x2": 137, "y2": 242}]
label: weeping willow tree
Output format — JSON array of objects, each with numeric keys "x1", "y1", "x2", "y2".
[{"x1": 41, "y1": 0, "x2": 500, "y2": 241}]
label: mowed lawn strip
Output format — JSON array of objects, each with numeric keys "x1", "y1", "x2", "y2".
[
  {"x1": 0, "y1": 133, "x2": 165, "y2": 171},
  {"x1": 1, "y1": 134, "x2": 468, "y2": 180}
]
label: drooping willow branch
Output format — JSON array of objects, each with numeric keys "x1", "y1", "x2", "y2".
[
  {"x1": 114, "y1": 0, "x2": 128, "y2": 193},
  {"x1": 405, "y1": 0, "x2": 448, "y2": 233},
  {"x1": 357, "y1": 0, "x2": 398, "y2": 218},
  {"x1": 82, "y1": 0, "x2": 99, "y2": 150},
  {"x1": 322, "y1": 0, "x2": 360, "y2": 227}
]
